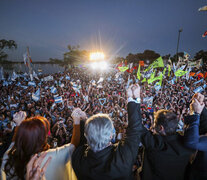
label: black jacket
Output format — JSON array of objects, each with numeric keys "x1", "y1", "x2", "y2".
[
  {"x1": 140, "y1": 126, "x2": 194, "y2": 180},
  {"x1": 184, "y1": 107, "x2": 207, "y2": 180},
  {"x1": 72, "y1": 102, "x2": 142, "y2": 180}
]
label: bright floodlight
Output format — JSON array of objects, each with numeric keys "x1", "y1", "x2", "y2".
[{"x1": 90, "y1": 52, "x2": 105, "y2": 61}]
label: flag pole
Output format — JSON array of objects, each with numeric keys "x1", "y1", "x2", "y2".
[
  {"x1": 27, "y1": 46, "x2": 33, "y2": 81},
  {"x1": 175, "y1": 29, "x2": 183, "y2": 62}
]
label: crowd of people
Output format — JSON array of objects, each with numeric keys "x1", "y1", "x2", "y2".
[{"x1": 0, "y1": 61, "x2": 206, "y2": 179}]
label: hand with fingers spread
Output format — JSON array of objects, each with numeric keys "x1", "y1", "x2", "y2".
[
  {"x1": 26, "y1": 152, "x2": 52, "y2": 180},
  {"x1": 13, "y1": 111, "x2": 27, "y2": 126}
]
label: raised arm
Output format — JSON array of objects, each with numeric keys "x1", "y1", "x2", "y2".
[
  {"x1": 116, "y1": 84, "x2": 143, "y2": 161},
  {"x1": 184, "y1": 98, "x2": 207, "y2": 151},
  {"x1": 71, "y1": 108, "x2": 86, "y2": 148},
  {"x1": 193, "y1": 93, "x2": 207, "y2": 135}
]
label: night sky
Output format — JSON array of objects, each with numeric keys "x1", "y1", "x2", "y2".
[{"x1": 0, "y1": 0, "x2": 207, "y2": 61}]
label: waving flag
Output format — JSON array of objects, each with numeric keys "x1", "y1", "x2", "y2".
[
  {"x1": 148, "y1": 73, "x2": 162, "y2": 85},
  {"x1": 147, "y1": 71, "x2": 155, "y2": 84},
  {"x1": 34, "y1": 88, "x2": 40, "y2": 96},
  {"x1": 28, "y1": 81, "x2": 36, "y2": 87},
  {"x1": 51, "y1": 87, "x2": 57, "y2": 94},
  {"x1": 163, "y1": 68, "x2": 167, "y2": 76},
  {"x1": 32, "y1": 94, "x2": 40, "y2": 101},
  {"x1": 137, "y1": 64, "x2": 141, "y2": 80},
  {"x1": 118, "y1": 66, "x2": 129, "y2": 72},
  {"x1": 194, "y1": 79, "x2": 203, "y2": 85},
  {"x1": 144, "y1": 56, "x2": 164, "y2": 72},
  {"x1": 168, "y1": 65, "x2": 171, "y2": 76},
  {"x1": 142, "y1": 78, "x2": 147, "y2": 83},
  {"x1": 175, "y1": 70, "x2": 188, "y2": 77},
  {"x1": 54, "y1": 96, "x2": 63, "y2": 103},
  {"x1": 32, "y1": 89, "x2": 40, "y2": 102},
  {"x1": 193, "y1": 87, "x2": 203, "y2": 93},
  {"x1": 97, "y1": 77, "x2": 104, "y2": 84}
]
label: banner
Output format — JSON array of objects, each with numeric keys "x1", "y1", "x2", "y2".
[
  {"x1": 168, "y1": 64, "x2": 171, "y2": 76},
  {"x1": 28, "y1": 81, "x2": 36, "y2": 87},
  {"x1": 193, "y1": 87, "x2": 203, "y2": 93},
  {"x1": 148, "y1": 73, "x2": 163, "y2": 85},
  {"x1": 175, "y1": 70, "x2": 188, "y2": 77},
  {"x1": 54, "y1": 96, "x2": 63, "y2": 103},
  {"x1": 51, "y1": 87, "x2": 57, "y2": 94},
  {"x1": 144, "y1": 56, "x2": 164, "y2": 72},
  {"x1": 194, "y1": 79, "x2": 203, "y2": 85},
  {"x1": 118, "y1": 66, "x2": 129, "y2": 72},
  {"x1": 137, "y1": 64, "x2": 141, "y2": 80},
  {"x1": 139, "y1": 61, "x2": 144, "y2": 66}
]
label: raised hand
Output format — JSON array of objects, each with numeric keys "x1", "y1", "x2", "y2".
[
  {"x1": 13, "y1": 111, "x2": 27, "y2": 126},
  {"x1": 71, "y1": 108, "x2": 87, "y2": 124},
  {"x1": 191, "y1": 99, "x2": 205, "y2": 114},
  {"x1": 193, "y1": 93, "x2": 204, "y2": 105},
  {"x1": 127, "y1": 85, "x2": 133, "y2": 98},
  {"x1": 132, "y1": 84, "x2": 140, "y2": 99}
]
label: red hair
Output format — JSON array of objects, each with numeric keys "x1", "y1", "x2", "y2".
[{"x1": 5, "y1": 116, "x2": 50, "y2": 179}]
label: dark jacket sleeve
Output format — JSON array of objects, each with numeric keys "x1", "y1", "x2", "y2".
[
  {"x1": 184, "y1": 114, "x2": 207, "y2": 151},
  {"x1": 199, "y1": 107, "x2": 207, "y2": 135},
  {"x1": 140, "y1": 127, "x2": 165, "y2": 150},
  {"x1": 115, "y1": 102, "x2": 143, "y2": 164}
]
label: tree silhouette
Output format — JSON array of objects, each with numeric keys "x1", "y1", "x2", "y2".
[
  {"x1": 63, "y1": 45, "x2": 88, "y2": 65},
  {"x1": 126, "y1": 50, "x2": 160, "y2": 63},
  {"x1": 0, "y1": 39, "x2": 17, "y2": 61}
]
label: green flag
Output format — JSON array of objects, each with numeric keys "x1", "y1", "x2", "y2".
[
  {"x1": 137, "y1": 64, "x2": 141, "y2": 80},
  {"x1": 163, "y1": 67, "x2": 167, "y2": 76},
  {"x1": 147, "y1": 71, "x2": 155, "y2": 84},
  {"x1": 168, "y1": 65, "x2": 171, "y2": 76},
  {"x1": 158, "y1": 73, "x2": 163, "y2": 86},
  {"x1": 144, "y1": 56, "x2": 164, "y2": 72},
  {"x1": 148, "y1": 73, "x2": 163, "y2": 84},
  {"x1": 142, "y1": 78, "x2": 146, "y2": 83},
  {"x1": 175, "y1": 69, "x2": 188, "y2": 77},
  {"x1": 118, "y1": 66, "x2": 129, "y2": 72}
]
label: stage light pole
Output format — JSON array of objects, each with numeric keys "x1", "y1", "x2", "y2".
[{"x1": 176, "y1": 28, "x2": 183, "y2": 62}]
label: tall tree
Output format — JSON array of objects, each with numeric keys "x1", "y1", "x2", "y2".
[
  {"x1": 0, "y1": 39, "x2": 17, "y2": 61},
  {"x1": 63, "y1": 45, "x2": 88, "y2": 65}
]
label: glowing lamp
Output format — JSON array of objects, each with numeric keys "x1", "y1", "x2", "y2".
[{"x1": 90, "y1": 52, "x2": 105, "y2": 61}]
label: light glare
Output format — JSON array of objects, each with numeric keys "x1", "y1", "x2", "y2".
[
  {"x1": 90, "y1": 61, "x2": 108, "y2": 71},
  {"x1": 99, "y1": 61, "x2": 108, "y2": 70},
  {"x1": 90, "y1": 52, "x2": 105, "y2": 61}
]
